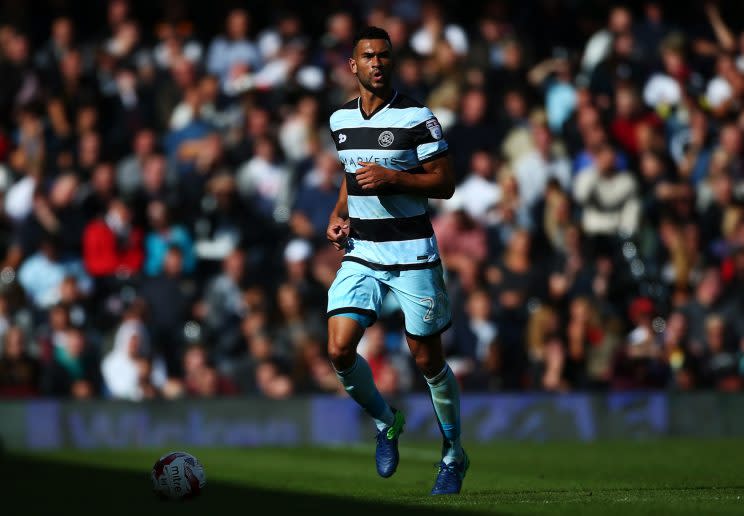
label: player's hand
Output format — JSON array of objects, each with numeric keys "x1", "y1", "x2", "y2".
[
  {"x1": 355, "y1": 162, "x2": 395, "y2": 190},
  {"x1": 326, "y1": 215, "x2": 349, "y2": 250}
]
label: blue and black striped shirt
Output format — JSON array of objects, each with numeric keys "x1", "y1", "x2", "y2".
[{"x1": 329, "y1": 91, "x2": 449, "y2": 270}]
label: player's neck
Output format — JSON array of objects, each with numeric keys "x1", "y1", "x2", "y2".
[{"x1": 359, "y1": 87, "x2": 394, "y2": 118}]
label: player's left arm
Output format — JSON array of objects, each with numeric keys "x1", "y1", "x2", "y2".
[{"x1": 355, "y1": 155, "x2": 455, "y2": 199}]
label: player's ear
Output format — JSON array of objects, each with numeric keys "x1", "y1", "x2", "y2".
[{"x1": 349, "y1": 57, "x2": 357, "y2": 74}]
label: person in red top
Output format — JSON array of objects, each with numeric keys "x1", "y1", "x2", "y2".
[
  {"x1": 83, "y1": 198, "x2": 144, "y2": 277},
  {"x1": 610, "y1": 85, "x2": 662, "y2": 158}
]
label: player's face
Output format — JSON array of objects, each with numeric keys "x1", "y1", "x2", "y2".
[{"x1": 350, "y1": 39, "x2": 393, "y2": 92}]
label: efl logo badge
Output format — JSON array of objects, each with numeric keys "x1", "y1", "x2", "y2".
[
  {"x1": 338, "y1": 133, "x2": 347, "y2": 143},
  {"x1": 378, "y1": 130, "x2": 394, "y2": 147},
  {"x1": 426, "y1": 118, "x2": 442, "y2": 140}
]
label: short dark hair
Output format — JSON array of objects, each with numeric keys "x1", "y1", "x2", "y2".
[{"x1": 353, "y1": 26, "x2": 391, "y2": 50}]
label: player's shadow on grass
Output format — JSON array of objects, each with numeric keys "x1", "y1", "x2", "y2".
[{"x1": 0, "y1": 454, "x2": 496, "y2": 515}]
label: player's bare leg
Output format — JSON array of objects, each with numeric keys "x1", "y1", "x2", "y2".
[{"x1": 328, "y1": 314, "x2": 364, "y2": 372}]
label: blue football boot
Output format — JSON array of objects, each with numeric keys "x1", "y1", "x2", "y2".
[
  {"x1": 430, "y1": 449, "x2": 469, "y2": 495},
  {"x1": 375, "y1": 409, "x2": 405, "y2": 478}
]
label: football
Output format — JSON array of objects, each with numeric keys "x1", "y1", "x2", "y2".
[{"x1": 151, "y1": 451, "x2": 206, "y2": 500}]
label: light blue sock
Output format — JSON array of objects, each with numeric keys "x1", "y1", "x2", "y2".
[
  {"x1": 336, "y1": 354, "x2": 395, "y2": 431},
  {"x1": 426, "y1": 364, "x2": 463, "y2": 464}
]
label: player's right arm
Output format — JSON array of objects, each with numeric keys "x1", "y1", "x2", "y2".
[{"x1": 327, "y1": 175, "x2": 350, "y2": 250}]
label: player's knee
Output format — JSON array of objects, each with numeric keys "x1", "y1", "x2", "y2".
[
  {"x1": 411, "y1": 343, "x2": 445, "y2": 377},
  {"x1": 414, "y1": 353, "x2": 438, "y2": 377},
  {"x1": 328, "y1": 336, "x2": 356, "y2": 370}
]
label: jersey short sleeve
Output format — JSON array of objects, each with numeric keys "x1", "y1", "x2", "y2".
[{"x1": 409, "y1": 108, "x2": 448, "y2": 164}]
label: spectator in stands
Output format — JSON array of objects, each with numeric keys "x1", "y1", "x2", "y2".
[
  {"x1": 236, "y1": 136, "x2": 291, "y2": 222},
  {"x1": 528, "y1": 51, "x2": 577, "y2": 134},
  {"x1": 82, "y1": 198, "x2": 144, "y2": 278},
  {"x1": 198, "y1": 248, "x2": 247, "y2": 357},
  {"x1": 76, "y1": 130, "x2": 102, "y2": 180},
  {"x1": 34, "y1": 16, "x2": 78, "y2": 81},
  {"x1": 117, "y1": 128, "x2": 157, "y2": 197},
  {"x1": 0, "y1": 326, "x2": 40, "y2": 397},
  {"x1": 41, "y1": 327, "x2": 100, "y2": 398},
  {"x1": 282, "y1": 239, "x2": 326, "y2": 310},
  {"x1": 154, "y1": 56, "x2": 198, "y2": 129},
  {"x1": 444, "y1": 150, "x2": 501, "y2": 224},
  {"x1": 129, "y1": 154, "x2": 179, "y2": 224},
  {"x1": 256, "y1": 11, "x2": 304, "y2": 63},
  {"x1": 489, "y1": 38, "x2": 530, "y2": 100},
  {"x1": 721, "y1": 246, "x2": 744, "y2": 344},
  {"x1": 320, "y1": 11, "x2": 355, "y2": 70},
  {"x1": 140, "y1": 246, "x2": 196, "y2": 376},
  {"x1": 183, "y1": 344, "x2": 238, "y2": 397},
  {"x1": 434, "y1": 201, "x2": 488, "y2": 279},
  {"x1": 273, "y1": 282, "x2": 325, "y2": 359},
  {"x1": 206, "y1": 8, "x2": 262, "y2": 87},
  {"x1": 101, "y1": 299, "x2": 166, "y2": 400},
  {"x1": 278, "y1": 95, "x2": 320, "y2": 165},
  {"x1": 81, "y1": 161, "x2": 118, "y2": 221},
  {"x1": 581, "y1": 5, "x2": 633, "y2": 76},
  {"x1": 589, "y1": 31, "x2": 646, "y2": 109},
  {"x1": 255, "y1": 358, "x2": 293, "y2": 399},
  {"x1": 143, "y1": 200, "x2": 195, "y2": 276},
  {"x1": 409, "y1": 1, "x2": 468, "y2": 58},
  {"x1": 151, "y1": 21, "x2": 203, "y2": 71},
  {"x1": 461, "y1": 289, "x2": 499, "y2": 367},
  {"x1": 291, "y1": 335, "x2": 338, "y2": 393},
  {"x1": 699, "y1": 314, "x2": 740, "y2": 391},
  {"x1": 15, "y1": 173, "x2": 86, "y2": 258},
  {"x1": 192, "y1": 173, "x2": 251, "y2": 263},
  {"x1": 613, "y1": 297, "x2": 669, "y2": 389},
  {"x1": 290, "y1": 151, "x2": 341, "y2": 241},
  {"x1": 226, "y1": 313, "x2": 270, "y2": 393},
  {"x1": 447, "y1": 89, "x2": 499, "y2": 182},
  {"x1": 394, "y1": 53, "x2": 429, "y2": 103},
  {"x1": 573, "y1": 143, "x2": 641, "y2": 239},
  {"x1": 18, "y1": 235, "x2": 92, "y2": 310},
  {"x1": 513, "y1": 116, "x2": 571, "y2": 209},
  {"x1": 661, "y1": 310, "x2": 695, "y2": 390},
  {"x1": 0, "y1": 30, "x2": 41, "y2": 133},
  {"x1": 610, "y1": 85, "x2": 662, "y2": 159},
  {"x1": 526, "y1": 305, "x2": 559, "y2": 387},
  {"x1": 681, "y1": 268, "x2": 724, "y2": 349}
]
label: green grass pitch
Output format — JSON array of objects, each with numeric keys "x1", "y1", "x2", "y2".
[{"x1": 2, "y1": 439, "x2": 743, "y2": 515}]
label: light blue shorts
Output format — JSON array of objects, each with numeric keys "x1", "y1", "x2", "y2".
[{"x1": 327, "y1": 259, "x2": 451, "y2": 338}]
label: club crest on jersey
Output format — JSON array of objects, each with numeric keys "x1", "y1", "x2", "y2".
[
  {"x1": 426, "y1": 118, "x2": 443, "y2": 140},
  {"x1": 378, "y1": 130, "x2": 394, "y2": 147},
  {"x1": 338, "y1": 133, "x2": 347, "y2": 143}
]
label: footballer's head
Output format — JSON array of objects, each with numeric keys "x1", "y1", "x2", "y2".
[{"x1": 350, "y1": 26, "x2": 393, "y2": 94}]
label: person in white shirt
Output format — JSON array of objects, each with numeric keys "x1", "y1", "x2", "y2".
[
  {"x1": 236, "y1": 137, "x2": 292, "y2": 222},
  {"x1": 443, "y1": 150, "x2": 501, "y2": 223},
  {"x1": 101, "y1": 302, "x2": 166, "y2": 400},
  {"x1": 513, "y1": 120, "x2": 571, "y2": 209}
]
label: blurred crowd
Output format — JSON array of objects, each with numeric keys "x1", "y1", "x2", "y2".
[{"x1": 1, "y1": 0, "x2": 744, "y2": 399}]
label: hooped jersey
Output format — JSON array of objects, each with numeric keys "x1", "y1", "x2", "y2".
[{"x1": 329, "y1": 90, "x2": 449, "y2": 270}]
